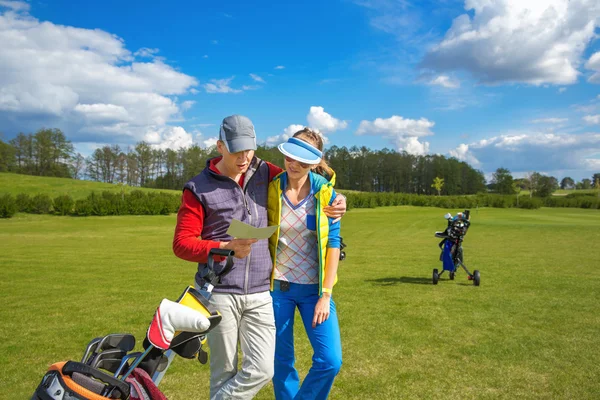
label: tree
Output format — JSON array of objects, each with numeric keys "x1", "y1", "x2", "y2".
[
  {"x1": 431, "y1": 177, "x2": 444, "y2": 196},
  {"x1": 512, "y1": 181, "x2": 522, "y2": 207},
  {"x1": 580, "y1": 178, "x2": 592, "y2": 189},
  {"x1": 595, "y1": 177, "x2": 600, "y2": 198},
  {"x1": 525, "y1": 171, "x2": 539, "y2": 198},
  {"x1": 135, "y1": 142, "x2": 153, "y2": 186},
  {"x1": 560, "y1": 177, "x2": 575, "y2": 190},
  {"x1": 593, "y1": 173, "x2": 600, "y2": 190},
  {"x1": 71, "y1": 153, "x2": 85, "y2": 179},
  {"x1": 491, "y1": 167, "x2": 515, "y2": 194},
  {"x1": 0, "y1": 139, "x2": 15, "y2": 172},
  {"x1": 533, "y1": 174, "x2": 558, "y2": 197}
]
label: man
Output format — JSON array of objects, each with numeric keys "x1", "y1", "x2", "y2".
[{"x1": 173, "y1": 115, "x2": 346, "y2": 400}]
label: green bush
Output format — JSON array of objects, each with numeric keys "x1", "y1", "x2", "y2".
[
  {"x1": 518, "y1": 197, "x2": 542, "y2": 209},
  {"x1": 87, "y1": 192, "x2": 113, "y2": 216},
  {"x1": 127, "y1": 190, "x2": 149, "y2": 215},
  {"x1": 73, "y1": 199, "x2": 93, "y2": 216},
  {"x1": 0, "y1": 194, "x2": 17, "y2": 218},
  {"x1": 53, "y1": 194, "x2": 74, "y2": 216},
  {"x1": 565, "y1": 192, "x2": 600, "y2": 199},
  {"x1": 30, "y1": 194, "x2": 52, "y2": 214},
  {"x1": 15, "y1": 193, "x2": 31, "y2": 212},
  {"x1": 101, "y1": 191, "x2": 127, "y2": 215}
]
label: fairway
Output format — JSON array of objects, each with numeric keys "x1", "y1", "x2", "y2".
[{"x1": 1, "y1": 207, "x2": 599, "y2": 399}]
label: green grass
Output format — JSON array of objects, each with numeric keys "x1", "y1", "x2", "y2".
[
  {"x1": 1, "y1": 207, "x2": 599, "y2": 399},
  {"x1": 0, "y1": 172, "x2": 180, "y2": 200}
]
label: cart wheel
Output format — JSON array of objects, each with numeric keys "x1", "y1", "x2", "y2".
[
  {"x1": 473, "y1": 270, "x2": 480, "y2": 286},
  {"x1": 432, "y1": 269, "x2": 439, "y2": 285},
  {"x1": 449, "y1": 271, "x2": 455, "y2": 280}
]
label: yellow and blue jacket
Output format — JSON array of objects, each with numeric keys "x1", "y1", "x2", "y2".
[{"x1": 267, "y1": 171, "x2": 341, "y2": 296}]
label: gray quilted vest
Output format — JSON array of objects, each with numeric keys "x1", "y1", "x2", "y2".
[{"x1": 184, "y1": 156, "x2": 271, "y2": 294}]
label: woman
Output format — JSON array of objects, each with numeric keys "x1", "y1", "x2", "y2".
[{"x1": 267, "y1": 128, "x2": 342, "y2": 400}]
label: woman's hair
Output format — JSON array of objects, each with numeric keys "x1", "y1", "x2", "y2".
[{"x1": 292, "y1": 128, "x2": 333, "y2": 179}]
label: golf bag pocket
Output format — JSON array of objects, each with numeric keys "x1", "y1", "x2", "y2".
[{"x1": 32, "y1": 361, "x2": 130, "y2": 400}]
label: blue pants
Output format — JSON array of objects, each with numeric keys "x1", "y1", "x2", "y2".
[{"x1": 271, "y1": 280, "x2": 342, "y2": 400}]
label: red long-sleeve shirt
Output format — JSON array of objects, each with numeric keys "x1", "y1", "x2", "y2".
[{"x1": 173, "y1": 157, "x2": 283, "y2": 263}]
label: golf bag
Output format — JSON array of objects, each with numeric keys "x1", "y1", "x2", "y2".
[
  {"x1": 32, "y1": 249, "x2": 234, "y2": 400},
  {"x1": 432, "y1": 210, "x2": 480, "y2": 286}
]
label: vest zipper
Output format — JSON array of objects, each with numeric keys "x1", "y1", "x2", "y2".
[{"x1": 242, "y1": 160, "x2": 262, "y2": 294}]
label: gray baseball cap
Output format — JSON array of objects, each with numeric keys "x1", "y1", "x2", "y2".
[{"x1": 219, "y1": 115, "x2": 257, "y2": 153}]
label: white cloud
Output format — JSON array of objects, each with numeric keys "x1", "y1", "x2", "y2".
[
  {"x1": 181, "y1": 100, "x2": 195, "y2": 111},
  {"x1": 134, "y1": 47, "x2": 159, "y2": 58},
  {"x1": 241, "y1": 85, "x2": 260, "y2": 91},
  {"x1": 429, "y1": 75, "x2": 460, "y2": 88},
  {"x1": 422, "y1": 0, "x2": 600, "y2": 85},
  {"x1": 450, "y1": 131, "x2": 600, "y2": 177},
  {"x1": 249, "y1": 73, "x2": 265, "y2": 83},
  {"x1": 144, "y1": 126, "x2": 193, "y2": 150},
  {"x1": 531, "y1": 118, "x2": 568, "y2": 124},
  {"x1": 191, "y1": 123, "x2": 214, "y2": 128},
  {"x1": 583, "y1": 115, "x2": 600, "y2": 124},
  {"x1": 203, "y1": 77, "x2": 242, "y2": 94},
  {"x1": 266, "y1": 124, "x2": 305, "y2": 146},
  {"x1": 306, "y1": 106, "x2": 348, "y2": 133},
  {"x1": 0, "y1": 6, "x2": 198, "y2": 151},
  {"x1": 356, "y1": 115, "x2": 434, "y2": 155},
  {"x1": 558, "y1": 87, "x2": 567, "y2": 93},
  {"x1": 585, "y1": 51, "x2": 600, "y2": 83},
  {"x1": 74, "y1": 103, "x2": 130, "y2": 124},
  {"x1": 190, "y1": 130, "x2": 218, "y2": 149},
  {"x1": 319, "y1": 78, "x2": 342, "y2": 84},
  {"x1": 0, "y1": 1, "x2": 29, "y2": 12},
  {"x1": 274, "y1": 65, "x2": 285, "y2": 70},
  {"x1": 203, "y1": 137, "x2": 218, "y2": 148},
  {"x1": 267, "y1": 107, "x2": 345, "y2": 147},
  {"x1": 449, "y1": 143, "x2": 481, "y2": 166}
]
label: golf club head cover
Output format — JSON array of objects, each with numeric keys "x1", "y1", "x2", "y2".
[{"x1": 147, "y1": 299, "x2": 211, "y2": 350}]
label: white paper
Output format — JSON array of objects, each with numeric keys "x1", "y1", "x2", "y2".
[{"x1": 226, "y1": 219, "x2": 278, "y2": 240}]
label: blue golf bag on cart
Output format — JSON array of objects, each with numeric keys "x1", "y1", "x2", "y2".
[{"x1": 432, "y1": 210, "x2": 480, "y2": 286}]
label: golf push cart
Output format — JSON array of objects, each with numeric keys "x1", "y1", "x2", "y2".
[
  {"x1": 432, "y1": 209, "x2": 480, "y2": 286},
  {"x1": 31, "y1": 249, "x2": 234, "y2": 400}
]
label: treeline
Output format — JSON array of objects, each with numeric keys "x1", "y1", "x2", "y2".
[
  {"x1": 489, "y1": 167, "x2": 600, "y2": 196},
  {"x1": 3, "y1": 128, "x2": 598, "y2": 197},
  {"x1": 0, "y1": 129, "x2": 78, "y2": 178},
  {"x1": 1, "y1": 129, "x2": 487, "y2": 195}
]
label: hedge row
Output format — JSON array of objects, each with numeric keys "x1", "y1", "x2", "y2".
[
  {"x1": 2, "y1": 191, "x2": 599, "y2": 219},
  {"x1": 342, "y1": 192, "x2": 600, "y2": 210},
  {"x1": 0, "y1": 190, "x2": 182, "y2": 218}
]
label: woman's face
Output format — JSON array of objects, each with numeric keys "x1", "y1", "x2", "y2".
[{"x1": 284, "y1": 155, "x2": 312, "y2": 180}]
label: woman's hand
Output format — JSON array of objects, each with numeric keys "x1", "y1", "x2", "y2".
[{"x1": 312, "y1": 293, "x2": 331, "y2": 328}]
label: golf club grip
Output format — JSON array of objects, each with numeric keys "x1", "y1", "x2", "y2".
[
  {"x1": 62, "y1": 361, "x2": 130, "y2": 398},
  {"x1": 207, "y1": 249, "x2": 235, "y2": 279},
  {"x1": 208, "y1": 249, "x2": 235, "y2": 257}
]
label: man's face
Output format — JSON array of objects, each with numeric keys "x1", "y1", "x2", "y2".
[{"x1": 217, "y1": 141, "x2": 255, "y2": 175}]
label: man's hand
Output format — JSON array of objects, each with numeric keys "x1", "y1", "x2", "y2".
[
  {"x1": 220, "y1": 239, "x2": 258, "y2": 259},
  {"x1": 323, "y1": 194, "x2": 346, "y2": 223}
]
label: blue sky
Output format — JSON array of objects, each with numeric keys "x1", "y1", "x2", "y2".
[{"x1": 1, "y1": 0, "x2": 600, "y2": 181}]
